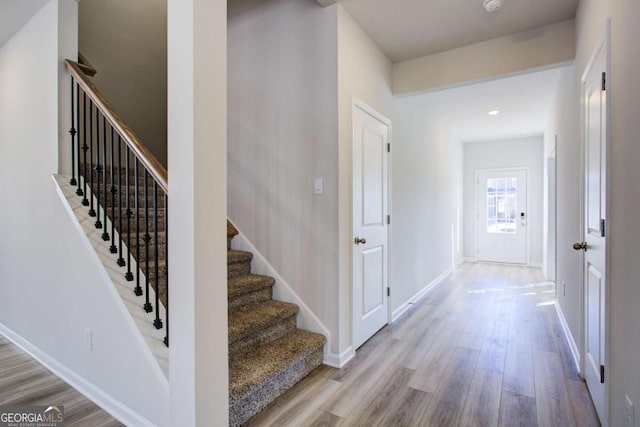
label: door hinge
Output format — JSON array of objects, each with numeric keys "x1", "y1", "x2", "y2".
[
  {"x1": 387, "y1": 215, "x2": 391, "y2": 225},
  {"x1": 387, "y1": 143, "x2": 391, "y2": 153},
  {"x1": 600, "y1": 365, "x2": 605, "y2": 383},
  {"x1": 387, "y1": 287, "x2": 390, "y2": 297},
  {"x1": 602, "y1": 72, "x2": 606, "y2": 91},
  {"x1": 600, "y1": 219, "x2": 606, "y2": 237}
]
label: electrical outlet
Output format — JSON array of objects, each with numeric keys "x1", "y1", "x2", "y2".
[
  {"x1": 84, "y1": 328, "x2": 93, "y2": 351},
  {"x1": 625, "y1": 395, "x2": 634, "y2": 427}
]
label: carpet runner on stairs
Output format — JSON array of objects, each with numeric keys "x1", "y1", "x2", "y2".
[
  {"x1": 85, "y1": 167, "x2": 325, "y2": 425},
  {"x1": 226, "y1": 222, "x2": 326, "y2": 426}
]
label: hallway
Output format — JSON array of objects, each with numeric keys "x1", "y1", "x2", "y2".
[{"x1": 247, "y1": 263, "x2": 600, "y2": 426}]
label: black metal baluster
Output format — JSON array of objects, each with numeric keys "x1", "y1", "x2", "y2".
[
  {"x1": 94, "y1": 112, "x2": 102, "y2": 228},
  {"x1": 75, "y1": 83, "x2": 83, "y2": 197},
  {"x1": 88, "y1": 99, "x2": 96, "y2": 217},
  {"x1": 101, "y1": 116, "x2": 108, "y2": 239},
  {"x1": 109, "y1": 127, "x2": 117, "y2": 252},
  {"x1": 125, "y1": 150, "x2": 135, "y2": 282},
  {"x1": 69, "y1": 77, "x2": 77, "y2": 186},
  {"x1": 117, "y1": 137, "x2": 126, "y2": 265},
  {"x1": 127, "y1": 160, "x2": 142, "y2": 290},
  {"x1": 164, "y1": 193, "x2": 169, "y2": 347},
  {"x1": 81, "y1": 93, "x2": 89, "y2": 206},
  {"x1": 153, "y1": 182, "x2": 162, "y2": 329},
  {"x1": 143, "y1": 169, "x2": 152, "y2": 313}
]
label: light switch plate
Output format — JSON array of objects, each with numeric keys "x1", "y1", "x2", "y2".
[{"x1": 314, "y1": 177, "x2": 324, "y2": 195}]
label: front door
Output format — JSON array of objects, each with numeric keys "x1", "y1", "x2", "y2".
[
  {"x1": 352, "y1": 103, "x2": 389, "y2": 350},
  {"x1": 578, "y1": 31, "x2": 609, "y2": 424},
  {"x1": 477, "y1": 169, "x2": 527, "y2": 264}
]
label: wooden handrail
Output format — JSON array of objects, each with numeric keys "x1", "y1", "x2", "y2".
[
  {"x1": 65, "y1": 59, "x2": 168, "y2": 193},
  {"x1": 77, "y1": 52, "x2": 97, "y2": 77}
]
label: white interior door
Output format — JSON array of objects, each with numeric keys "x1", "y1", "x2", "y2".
[
  {"x1": 578, "y1": 34, "x2": 608, "y2": 424},
  {"x1": 477, "y1": 169, "x2": 527, "y2": 264},
  {"x1": 353, "y1": 104, "x2": 389, "y2": 350}
]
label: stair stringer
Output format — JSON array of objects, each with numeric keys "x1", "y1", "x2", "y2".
[
  {"x1": 54, "y1": 175, "x2": 169, "y2": 382},
  {"x1": 228, "y1": 220, "x2": 338, "y2": 366}
]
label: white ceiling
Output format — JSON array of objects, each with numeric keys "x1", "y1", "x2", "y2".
[
  {"x1": 340, "y1": 0, "x2": 579, "y2": 62},
  {"x1": 404, "y1": 67, "x2": 567, "y2": 143},
  {"x1": 0, "y1": 0, "x2": 49, "y2": 49},
  {"x1": 1, "y1": 0, "x2": 566, "y2": 143}
]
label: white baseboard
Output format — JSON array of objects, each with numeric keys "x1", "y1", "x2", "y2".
[
  {"x1": 554, "y1": 301, "x2": 581, "y2": 373},
  {"x1": 464, "y1": 257, "x2": 478, "y2": 263},
  {"x1": 0, "y1": 323, "x2": 156, "y2": 427},
  {"x1": 228, "y1": 220, "x2": 334, "y2": 365},
  {"x1": 528, "y1": 262, "x2": 543, "y2": 268},
  {"x1": 324, "y1": 346, "x2": 355, "y2": 368},
  {"x1": 392, "y1": 268, "x2": 453, "y2": 322}
]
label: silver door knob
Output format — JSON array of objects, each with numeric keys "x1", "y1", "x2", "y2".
[
  {"x1": 354, "y1": 237, "x2": 367, "y2": 245},
  {"x1": 573, "y1": 241, "x2": 588, "y2": 251}
]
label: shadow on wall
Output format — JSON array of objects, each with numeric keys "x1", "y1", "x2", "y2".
[{"x1": 79, "y1": 0, "x2": 167, "y2": 166}]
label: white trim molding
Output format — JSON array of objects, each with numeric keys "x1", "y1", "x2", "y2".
[
  {"x1": 325, "y1": 346, "x2": 356, "y2": 368},
  {"x1": 0, "y1": 324, "x2": 157, "y2": 427},
  {"x1": 554, "y1": 301, "x2": 581, "y2": 374},
  {"x1": 392, "y1": 268, "x2": 453, "y2": 322}
]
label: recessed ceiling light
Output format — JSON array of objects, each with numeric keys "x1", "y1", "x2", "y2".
[{"x1": 488, "y1": 110, "x2": 500, "y2": 116}]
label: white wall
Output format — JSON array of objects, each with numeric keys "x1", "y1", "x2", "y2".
[
  {"x1": 227, "y1": 0, "x2": 340, "y2": 354},
  {"x1": 545, "y1": 65, "x2": 581, "y2": 374},
  {"x1": 228, "y1": 2, "x2": 463, "y2": 362},
  {"x1": 392, "y1": 94, "x2": 464, "y2": 314},
  {"x1": 0, "y1": 2, "x2": 169, "y2": 425},
  {"x1": 336, "y1": 5, "x2": 396, "y2": 356},
  {"x1": 393, "y1": 19, "x2": 575, "y2": 96},
  {"x1": 463, "y1": 137, "x2": 544, "y2": 265},
  {"x1": 542, "y1": 155, "x2": 557, "y2": 280},
  {"x1": 79, "y1": 0, "x2": 167, "y2": 166},
  {"x1": 549, "y1": 1, "x2": 640, "y2": 426}
]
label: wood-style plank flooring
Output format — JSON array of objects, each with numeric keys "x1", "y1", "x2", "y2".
[
  {"x1": 0, "y1": 335, "x2": 122, "y2": 426},
  {"x1": 247, "y1": 263, "x2": 601, "y2": 426}
]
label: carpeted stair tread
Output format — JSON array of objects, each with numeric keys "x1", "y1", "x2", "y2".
[
  {"x1": 227, "y1": 221, "x2": 239, "y2": 250},
  {"x1": 227, "y1": 249, "x2": 253, "y2": 279},
  {"x1": 227, "y1": 220, "x2": 239, "y2": 239},
  {"x1": 121, "y1": 231, "x2": 166, "y2": 247},
  {"x1": 228, "y1": 274, "x2": 274, "y2": 299},
  {"x1": 228, "y1": 300, "x2": 298, "y2": 344},
  {"x1": 229, "y1": 329, "x2": 326, "y2": 403},
  {"x1": 228, "y1": 249, "x2": 252, "y2": 265},
  {"x1": 138, "y1": 259, "x2": 166, "y2": 280}
]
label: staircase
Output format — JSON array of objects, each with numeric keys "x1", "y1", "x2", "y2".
[
  {"x1": 227, "y1": 222, "x2": 326, "y2": 426},
  {"x1": 66, "y1": 58, "x2": 325, "y2": 426},
  {"x1": 83, "y1": 174, "x2": 325, "y2": 427}
]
